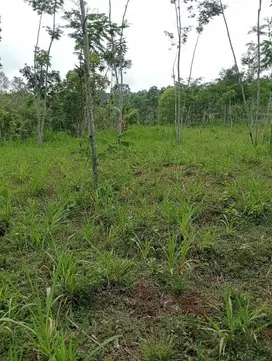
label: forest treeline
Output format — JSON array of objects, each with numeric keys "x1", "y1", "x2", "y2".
[
  {"x1": 0, "y1": 1, "x2": 272, "y2": 141},
  {"x1": 1, "y1": 66, "x2": 272, "y2": 139}
]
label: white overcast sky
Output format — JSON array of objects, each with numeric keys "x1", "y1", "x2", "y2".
[{"x1": 0, "y1": 0, "x2": 271, "y2": 91}]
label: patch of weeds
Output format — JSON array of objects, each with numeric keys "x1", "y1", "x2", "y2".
[
  {"x1": 81, "y1": 219, "x2": 97, "y2": 244},
  {"x1": 0, "y1": 187, "x2": 11, "y2": 236},
  {"x1": 133, "y1": 235, "x2": 154, "y2": 261},
  {"x1": 244, "y1": 180, "x2": 272, "y2": 220},
  {"x1": 163, "y1": 198, "x2": 201, "y2": 232},
  {"x1": 183, "y1": 179, "x2": 205, "y2": 203},
  {"x1": 14, "y1": 163, "x2": 30, "y2": 185},
  {"x1": 226, "y1": 178, "x2": 272, "y2": 222},
  {"x1": 164, "y1": 233, "x2": 193, "y2": 276},
  {"x1": 52, "y1": 336, "x2": 78, "y2": 361},
  {"x1": 49, "y1": 250, "x2": 79, "y2": 299},
  {"x1": 0, "y1": 284, "x2": 9, "y2": 310},
  {"x1": 45, "y1": 197, "x2": 75, "y2": 236},
  {"x1": 89, "y1": 249, "x2": 135, "y2": 288},
  {"x1": 11, "y1": 196, "x2": 75, "y2": 253},
  {"x1": 1, "y1": 269, "x2": 117, "y2": 360},
  {"x1": 204, "y1": 291, "x2": 272, "y2": 356},
  {"x1": 0, "y1": 284, "x2": 59, "y2": 360},
  {"x1": 0, "y1": 273, "x2": 18, "y2": 312},
  {"x1": 28, "y1": 168, "x2": 48, "y2": 197},
  {"x1": 141, "y1": 336, "x2": 175, "y2": 361},
  {"x1": 220, "y1": 212, "x2": 240, "y2": 236},
  {"x1": 192, "y1": 226, "x2": 219, "y2": 250},
  {"x1": 8, "y1": 348, "x2": 24, "y2": 361},
  {"x1": 169, "y1": 275, "x2": 188, "y2": 295},
  {"x1": 155, "y1": 233, "x2": 193, "y2": 294},
  {"x1": 11, "y1": 202, "x2": 48, "y2": 252},
  {"x1": 164, "y1": 234, "x2": 179, "y2": 277}
]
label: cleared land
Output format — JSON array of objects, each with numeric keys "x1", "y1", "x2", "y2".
[{"x1": 1, "y1": 125, "x2": 272, "y2": 360}]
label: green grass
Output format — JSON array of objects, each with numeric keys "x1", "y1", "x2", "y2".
[
  {"x1": 1, "y1": 125, "x2": 272, "y2": 360},
  {"x1": 142, "y1": 336, "x2": 174, "y2": 361}
]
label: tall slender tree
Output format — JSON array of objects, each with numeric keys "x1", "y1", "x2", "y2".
[
  {"x1": 118, "y1": 0, "x2": 131, "y2": 136},
  {"x1": 24, "y1": 0, "x2": 63, "y2": 145},
  {"x1": 188, "y1": 33, "x2": 200, "y2": 87},
  {"x1": 42, "y1": 0, "x2": 63, "y2": 142},
  {"x1": 168, "y1": 0, "x2": 191, "y2": 144},
  {"x1": 0, "y1": 71, "x2": 9, "y2": 92},
  {"x1": 107, "y1": 0, "x2": 131, "y2": 136},
  {"x1": 255, "y1": 0, "x2": 262, "y2": 146},
  {"x1": 63, "y1": 7, "x2": 120, "y2": 137},
  {"x1": 174, "y1": 0, "x2": 182, "y2": 144},
  {"x1": 79, "y1": 0, "x2": 98, "y2": 187},
  {"x1": 167, "y1": 0, "x2": 223, "y2": 144},
  {"x1": 0, "y1": 16, "x2": 2, "y2": 69},
  {"x1": 218, "y1": 0, "x2": 253, "y2": 145},
  {"x1": 242, "y1": 18, "x2": 272, "y2": 77}
]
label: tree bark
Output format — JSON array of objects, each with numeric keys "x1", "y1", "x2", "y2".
[
  {"x1": 188, "y1": 33, "x2": 200, "y2": 87},
  {"x1": 108, "y1": 0, "x2": 114, "y2": 128},
  {"x1": 223, "y1": 104, "x2": 227, "y2": 125},
  {"x1": 229, "y1": 98, "x2": 233, "y2": 128},
  {"x1": 118, "y1": 0, "x2": 130, "y2": 136},
  {"x1": 270, "y1": 116, "x2": 272, "y2": 148},
  {"x1": 175, "y1": 0, "x2": 182, "y2": 144},
  {"x1": 219, "y1": 0, "x2": 253, "y2": 145},
  {"x1": 172, "y1": 58, "x2": 178, "y2": 142},
  {"x1": 255, "y1": 0, "x2": 262, "y2": 146},
  {"x1": 79, "y1": 0, "x2": 98, "y2": 187},
  {"x1": 34, "y1": 13, "x2": 43, "y2": 145},
  {"x1": 262, "y1": 92, "x2": 271, "y2": 142},
  {"x1": 41, "y1": 0, "x2": 58, "y2": 143}
]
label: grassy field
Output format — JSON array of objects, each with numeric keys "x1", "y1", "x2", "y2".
[{"x1": 1, "y1": 125, "x2": 272, "y2": 361}]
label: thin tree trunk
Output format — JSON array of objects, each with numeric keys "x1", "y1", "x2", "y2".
[
  {"x1": 79, "y1": 55, "x2": 85, "y2": 136},
  {"x1": 219, "y1": 0, "x2": 253, "y2": 145},
  {"x1": 270, "y1": 116, "x2": 272, "y2": 148},
  {"x1": 208, "y1": 101, "x2": 211, "y2": 123},
  {"x1": 262, "y1": 92, "x2": 271, "y2": 142},
  {"x1": 118, "y1": 0, "x2": 130, "y2": 136},
  {"x1": 79, "y1": 73, "x2": 84, "y2": 135},
  {"x1": 229, "y1": 98, "x2": 233, "y2": 128},
  {"x1": 203, "y1": 109, "x2": 207, "y2": 124},
  {"x1": 174, "y1": 0, "x2": 182, "y2": 144},
  {"x1": 109, "y1": 71, "x2": 114, "y2": 127},
  {"x1": 172, "y1": 54, "x2": 178, "y2": 141},
  {"x1": 188, "y1": 33, "x2": 200, "y2": 87},
  {"x1": 34, "y1": 13, "x2": 43, "y2": 145},
  {"x1": 113, "y1": 67, "x2": 119, "y2": 89},
  {"x1": 186, "y1": 106, "x2": 191, "y2": 126},
  {"x1": 250, "y1": 97, "x2": 255, "y2": 129},
  {"x1": 255, "y1": 0, "x2": 262, "y2": 146},
  {"x1": 109, "y1": 0, "x2": 112, "y2": 33},
  {"x1": 79, "y1": 0, "x2": 98, "y2": 187},
  {"x1": 41, "y1": 0, "x2": 57, "y2": 143},
  {"x1": 183, "y1": 33, "x2": 200, "y2": 130},
  {"x1": 175, "y1": 84, "x2": 178, "y2": 142},
  {"x1": 108, "y1": 0, "x2": 115, "y2": 129},
  {"x1": 223, "y1": 104, "x2": 227, "y2": 125}
]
